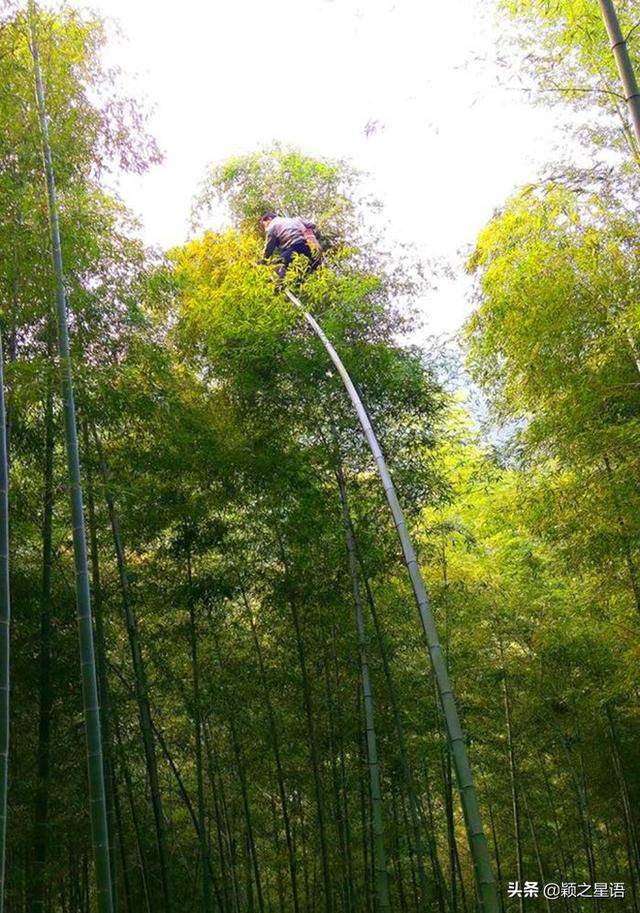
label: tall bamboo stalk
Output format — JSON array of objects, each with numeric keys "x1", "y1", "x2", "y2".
[
  {"x1": 186, "y1": 551, "x2": 213, "y2": 913},
  {"x1": 356, "y1": 687, "x2": 373, "y2": 913},
  {"x1": 238, "y1": 580, "x2": 301, "y2": 913},
  {"x1": 28, "y1": 7, "x2": 113, "y2": 912},
  {"x1": 91, "y1": 425, "x2": 173, "y2": 913},
  {"x1": 605, "y1": 705, "x2": 640, "y2": 888},
  {"x1": 335, "y1": 464, "x2": 390, "y2": 913},
  {"x1": 110, "y1": 769, "x2": 134, "y2": 913},
  {"x1": 0, "y1": 330, "x2": 10, "y2": 913},
  {"x1": 522, "y1": 788, "x2": 551, "y2": 913},
  {"x1": 324, "y1": 657, "x2": 350, "y2": 909},
  {"x1": 285, "y1": 289, "x2": 498, "y2": 913},
  {"x1": 203, "y1": 721, "x2": 236, "y2": 913},
  {"x1": 32, "y1": 369, "x2": 54, "y2": 913},
  {"x1": 389, "y1": 786, "x2": 409, "y2": 913},
  {"x1": 597, "y1": 0, "x2": 640, "y2": 147},
  {"x1": 114, "y1": 719, "x2": 153, "y2": 913},
  {"x1": 356, "y1": 540, "x2": 437, "y2": 910},
  {"x1": 477, "y1": 764, "x2": 505, "y2": 913},
  {"x1": 330, "y1": 629, "x2": 357, "y2": 913},
  {"x1": 83, "y1": 421, "x2": 118, "y2": 912},
  {"x1": 150, "y1": 718, "x2": 225, "y2": 912},
  {"x1": 212, "y1": 631, "x2": 265, "y2": 913},
  {"x1": 275, "y1": 529, "x2": 334, "y2": 913},
  {"x1": 603, "y1": 456, "x2": 640, "y2": 615},
  {"x1": 501, "y1": 655, "x2": 523, "y2": 913}
]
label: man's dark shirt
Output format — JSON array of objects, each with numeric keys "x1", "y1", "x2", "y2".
[{"x1": 263, "y1": 216, "x2": 318, "y2": 259}]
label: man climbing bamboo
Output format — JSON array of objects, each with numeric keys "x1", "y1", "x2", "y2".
[{"x1": 260, "y1": 212, "x2": 322, "y2": 282}]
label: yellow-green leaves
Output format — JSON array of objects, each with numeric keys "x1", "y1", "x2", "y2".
[
  {"x1": 170, "y1": 230, "x2": 297, "y2": 369},
  {"x1": 466, "y1": 185, "x2": 640, "y2": 450}
]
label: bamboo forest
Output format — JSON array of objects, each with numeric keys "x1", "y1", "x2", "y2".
[{"x1": 0, "y1": 1, "x2": 639, "y2": 911}]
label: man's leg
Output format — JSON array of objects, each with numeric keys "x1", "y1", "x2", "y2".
[
  {"x1": 275, "y1": 249, "x2": 294, "y2": 286},
  {"x1": 292, "y1": 242, "x2": 321, "y2": 279}
]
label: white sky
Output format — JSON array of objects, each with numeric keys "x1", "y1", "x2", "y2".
[{"x1": 91, "y1": 0, "x2": 566, "y2": 336}]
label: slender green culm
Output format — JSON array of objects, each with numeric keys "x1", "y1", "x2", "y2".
[
  {"x1": 0, "y1": 330, "x2": 11, "y2": 913},
  {"x1": 286, "y1": 288, "x2": 499, "y2": 913},
  {"x1": 28, "y1": 6, "x2": 114, "y2": 913},
  {"x1": 336, "y1": 462, "x2": 391, "y2": 913},
  {"x1": 92, "y1": 424, "x2": 173, "y2": 913},
  {"x1": 597, "y1": 0, "x2": 640, "y2": 149}
]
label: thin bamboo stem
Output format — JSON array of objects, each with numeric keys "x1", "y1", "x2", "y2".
[
  {"x1": 0, "y1": 330, "x2": 10, "y2": 913},
  {"x1": 186, "y1": 552, "x2": 214, "y2": 913},
  {"x1": 597, "y1": 0, "x2": 640, "y2": 148},
  {"x1": 32, "y1": 366, "x2": 54, "y2": 913},
  {"x1": 336, "y1": 464, "x2": 390, "y2": 912},
  {"x1": 28, "y1": 8, "x2": 113, "y2": 910},
  {"x1": 83, "y1": 421, "x2": 118, "y2": 912},
  {"x1": 275, "y1": 529, "x2": 333, "y2": 913},
  {"x1": 238, "y1": 581, "x2": 301, "y2": 913},
  {"x1": 356, "y1": 538, "x2": 437, "y2": 910},
  {"x1": 285, "y1": 288, "x2": 498, "y2": 913},
  {"x1": 91, "y1": 425, "x2": 173, "y2": 913}
]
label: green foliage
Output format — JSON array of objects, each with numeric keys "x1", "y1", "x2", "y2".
[
  {"x1": 500, "y1": 0, "x2": 640, "y2": 169},
  {"x1": 503, "y1": 0, "x2": 638, "y2": 86},
  {"x1": 467, "y1": 184, "x2": 640, "y2": 437},
  {"x1": 193, "y1": 144, "x2": 367, "y2": 245},
  {"x1": 170, "y1": 230, "x2": 297, "y2": 368},
  {"x1": 1, "y1": 2, "x2": 638, "y2": 913}
]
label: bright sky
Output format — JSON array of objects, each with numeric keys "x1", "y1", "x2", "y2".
[{"x1": 93, "y1": 0, "x2": 564, "y2": 336}]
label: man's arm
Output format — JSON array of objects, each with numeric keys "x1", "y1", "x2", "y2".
[{"x1": 262, "y1": 225, "x2": 278, "y2": 260}]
